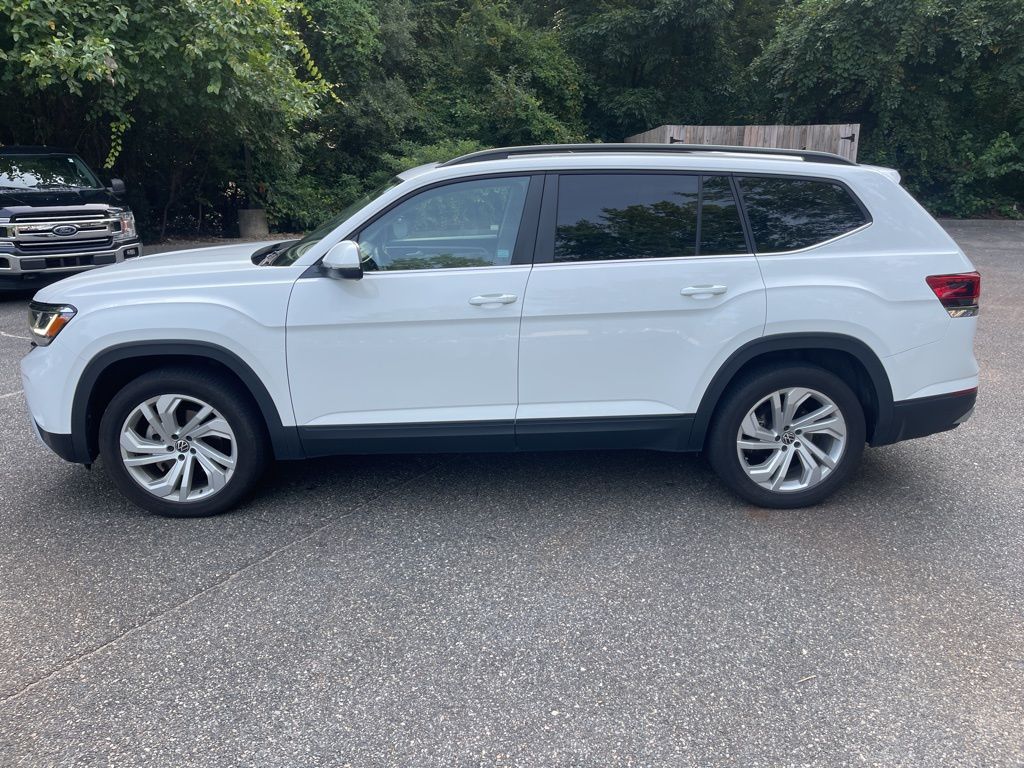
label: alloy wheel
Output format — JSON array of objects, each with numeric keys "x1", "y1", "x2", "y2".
[
  {"x1": 735, "y1": 387, "x2": 847, "y2": 493},
  {"x1": 119, "y1": 394, "x2": 237, "y2": 503}
]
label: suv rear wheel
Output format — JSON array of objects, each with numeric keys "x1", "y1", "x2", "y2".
[
  {"x1": 708, "y1": 365, "x2": 866, "y2": 508},
  {"x1": 98, "y1": 368, "x2": 269, "y2": 517}
]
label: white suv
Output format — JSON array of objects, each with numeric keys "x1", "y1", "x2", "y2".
[{"x1": 21, "y1": 144, "x2": 980, "y2": 517}]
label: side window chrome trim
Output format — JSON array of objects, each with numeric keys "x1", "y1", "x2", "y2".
[
  {"x1": 752, "y1": 221, "x2": 873, "y2": 256},
  {"x1": 298, "y1": 261, "x2": 530, "y2": 279},
  {"x1": 532, "y1": 252, "x2": 761, "y2": 267},
  {"x1": 345, "y1": 263, "x2": 532, "y2": 275}
]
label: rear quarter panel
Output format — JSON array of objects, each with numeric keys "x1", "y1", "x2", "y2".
[{"x1": 756, "y1": 169, "x2": 976, "y2": 382}]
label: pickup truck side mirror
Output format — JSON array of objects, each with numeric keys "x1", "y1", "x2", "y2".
[
  {"x1": 322, "y1": 240, "x2": 363, "y2": 280},
  {"x1": 109, "y1": 178, "x2": 127, "y2": 196}
]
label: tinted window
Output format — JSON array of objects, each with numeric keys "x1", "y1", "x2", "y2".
[
  {"x1": 700, "y1": 176, "x2": 747, "y2": 255},
  {"x1": 555, "y1": 174, "x2": 698, "y2": 261},
  {"x1": 358, "y1": 176, "x2": 530, "y2": 270},
  {"x1": 738, "y1": 177, "x2": 867, "y2": 252}
]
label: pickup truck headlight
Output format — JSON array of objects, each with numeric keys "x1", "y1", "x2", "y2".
[
  {"x1": 28, "y1": 302, "x2": 77, "y2": 346},
  {"x1": 113, "y1": 209, "x2": 137, "y2": 241}
]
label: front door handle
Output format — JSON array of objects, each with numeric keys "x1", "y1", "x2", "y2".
[
  {"x1": 680, "y1": 284, "x2": 728, "y2": 298},
  {"x1": 469, "y1": 293, "x2": 518, "y2": 306}
]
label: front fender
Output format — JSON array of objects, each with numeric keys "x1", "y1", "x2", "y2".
[
  {"x1": 25, "y1": 270, "x2": 303, "y2": 462},
  {"x1": 69, "y1": 340, "x2": 303, "y2": 462}
]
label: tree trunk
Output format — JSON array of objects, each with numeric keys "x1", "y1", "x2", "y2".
[{"x1": 160, "y1": 169, "x2": 181, "y2": 242}]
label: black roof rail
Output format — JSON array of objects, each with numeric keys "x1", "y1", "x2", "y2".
[{"x1": 441, "y1": 142, "x2": 856, "y2": 167}]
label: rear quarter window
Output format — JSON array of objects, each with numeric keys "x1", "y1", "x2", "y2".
[{"x1": 738, "y1": 177, "x2": 868, "y2": 253}]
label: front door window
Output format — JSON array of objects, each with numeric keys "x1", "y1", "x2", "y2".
[{"x1": 357, "y1": 176, "x2": 531, "y2": 271}]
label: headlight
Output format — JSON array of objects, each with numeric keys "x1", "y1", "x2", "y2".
[
  {"x1": 114, "y1": 209, "x2": 137, "y2": 241},
  {"x1": 28, "y1": 302, "x2": 76, "y2": 346}
]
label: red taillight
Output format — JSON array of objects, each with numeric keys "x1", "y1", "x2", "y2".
[{"x1": 926, "y1": 272, "x2": 980, "y2": 317}]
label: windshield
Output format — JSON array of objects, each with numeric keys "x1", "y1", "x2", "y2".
[
  {"x1": 0, "y1": 153, "x2": 102, "y2": 190},
  {"x1": 264, "y1": 178, "x2": 403, "y2": 266}
]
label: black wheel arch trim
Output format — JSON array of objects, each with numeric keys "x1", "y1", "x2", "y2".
[
  {"x1": 71, "y1": 341, "x2": 303, "y2": 463},
  {"x1": 687, "y1": 332, "x2": 896, "y2": 451}
]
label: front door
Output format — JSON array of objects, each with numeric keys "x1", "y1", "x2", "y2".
[
  {"x1": 287, "y1": 174, "x2": 541, "y2": 455},
  {"x1": 516, "y1": 172, "x2": 767, "y2": 449}
]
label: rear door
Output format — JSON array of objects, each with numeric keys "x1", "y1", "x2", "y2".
[{"x1": 516, "y1": 171, "x2": 766, "y2": 449}]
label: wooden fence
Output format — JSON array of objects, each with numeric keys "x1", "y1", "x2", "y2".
[{"x1": 625, "y1": 124, "x2": 860, "y2": 162}]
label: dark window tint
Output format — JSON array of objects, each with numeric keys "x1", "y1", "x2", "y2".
[
  {"x1": 555, "y1": 174, "x2": 698, "y2": 261},
  {"x1": 738, "y1": 177, "x2": 867, "y2": 252},
  {"x1": 700, "y1": 176, "x2": 747, "y2": 255}
]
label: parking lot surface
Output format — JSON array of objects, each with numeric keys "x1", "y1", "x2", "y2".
[{"x1": 1, "y1": 223, "x2": 1021, "y2": 766}]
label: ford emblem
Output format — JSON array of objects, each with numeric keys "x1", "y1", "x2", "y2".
[{"x1": 52, "y1": 224, "x2": 78, "y2": 237}]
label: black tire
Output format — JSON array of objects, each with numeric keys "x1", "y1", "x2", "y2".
[
  {"x1": 98, "y1": 367, "x2": 270, "y2": 517},
  {"x1": 707, "y1": 364, "x2": 866, "y2": 509}
]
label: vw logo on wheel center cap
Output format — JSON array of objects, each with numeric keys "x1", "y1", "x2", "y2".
[
  {"x1": 175, "y1": 439, "x2": 190, "y2": 453},
  {"x1": 52, "y1": 224, "x2": 79, "y2": 237},
  {"x1": 781, "y1": 431, "x2": 796, "y2": 445}
]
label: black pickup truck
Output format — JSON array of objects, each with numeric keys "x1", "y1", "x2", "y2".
[{"x1": 0, "y1": 146, "x2": 142, "y2": 289}]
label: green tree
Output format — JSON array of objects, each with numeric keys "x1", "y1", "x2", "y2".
[
  {"x1": 4, "y1": 0, "x2": 1020, "y2": 234},
  {"x1": 0, "y1": 0, "x2": 330, "y2": 235},
  {"x1": 268, "y1": 0, "x2": 586, "y2": 231},
  {"x1": 555, "y1": 0, "x2": 744, "y2": 140},
  {"x1": 755, "y1": 0, "x2": 1024, "y2": 216}
]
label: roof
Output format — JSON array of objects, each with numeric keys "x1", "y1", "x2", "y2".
[
  {"x1": 397, "y1": 162, "x2": 440, "y2": 181},
  {"x1": 400, "y1": 149, "x2": 883, "y2": 193}
]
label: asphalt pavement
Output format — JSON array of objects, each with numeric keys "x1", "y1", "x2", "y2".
[{"x1": 0, "y1": 223, "x2": 1021, "y2": 766}]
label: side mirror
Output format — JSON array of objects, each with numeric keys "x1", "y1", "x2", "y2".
[
  {"x1": 322, "y1": 240, "x2": 363, "y2": 280},
  {"x1": 109, "y1": 178, "x2": 127, "y2": 196}
]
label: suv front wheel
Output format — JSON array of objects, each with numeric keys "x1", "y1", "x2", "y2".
[
  {"x1": 98, "y1": 367, "x2": 269, "y2": 517},
  {"x1": 707, "y1": 365, "x2": 866, "y2": 508}
]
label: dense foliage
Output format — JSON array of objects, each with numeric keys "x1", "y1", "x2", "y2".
[
  {"x1": 755, "y1": 0, "x2": 1024, "y2": 217},
  {"x1": 1, "y1": 0, "x2": 1020, "y2": 238}
]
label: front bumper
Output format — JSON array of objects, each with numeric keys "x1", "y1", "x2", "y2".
[
  {"x1": 22, "y1": 339, "x2": 91, "y2": 463},
  {"x1": 35, "y1": 422, "x2": 82, "y2": 463},
  {"x1": 0, "y1": 240, "x2": 142, "y2": 287},
  {"x1": 23, "y1": 350, "x2": 91, "y2": 464}
]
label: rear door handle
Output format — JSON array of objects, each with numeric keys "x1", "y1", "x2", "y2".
[
  {"x1": 680, "y1": 284, "x2": 728, "y2": 298},
  {"x1": 469, "y1": 293, "x2": 518, "y2": 306}
]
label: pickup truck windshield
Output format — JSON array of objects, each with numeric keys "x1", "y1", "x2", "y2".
[
  {"x1": 0, "y1": 153, "x2": 102, "y2": 190},
  {"x1": 259, "y1": 177, "x2": 402, "y2": 266}
]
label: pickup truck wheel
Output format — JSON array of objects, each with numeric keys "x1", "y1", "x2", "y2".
[
  {"x1": 98, "y1": 368, "x2": 269, "y2": 517},
  {"x1": 707, "y1": 365, "x2": 866, "y2": 509}
]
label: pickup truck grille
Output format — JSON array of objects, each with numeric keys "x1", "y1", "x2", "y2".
[
  {"x1": 17, "y1": 236, "x2": 113, "y2": 251},
  {"x1": 0, "y1": 211, "x2": 119, "y2": 252}
]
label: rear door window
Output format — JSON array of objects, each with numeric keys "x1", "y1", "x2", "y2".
[
  {"x1": 699, "y1": 176, "x2": 747, "y2": 256},
  {"x1": 737, "y1": 177, "x2": 867, "y2": 253},
  {"x1": 555, "y1": 174, "x2": 698, "y2": 262},
  {"x1": 552, "y1": 173, "x2": 748, "y2": 262}
]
